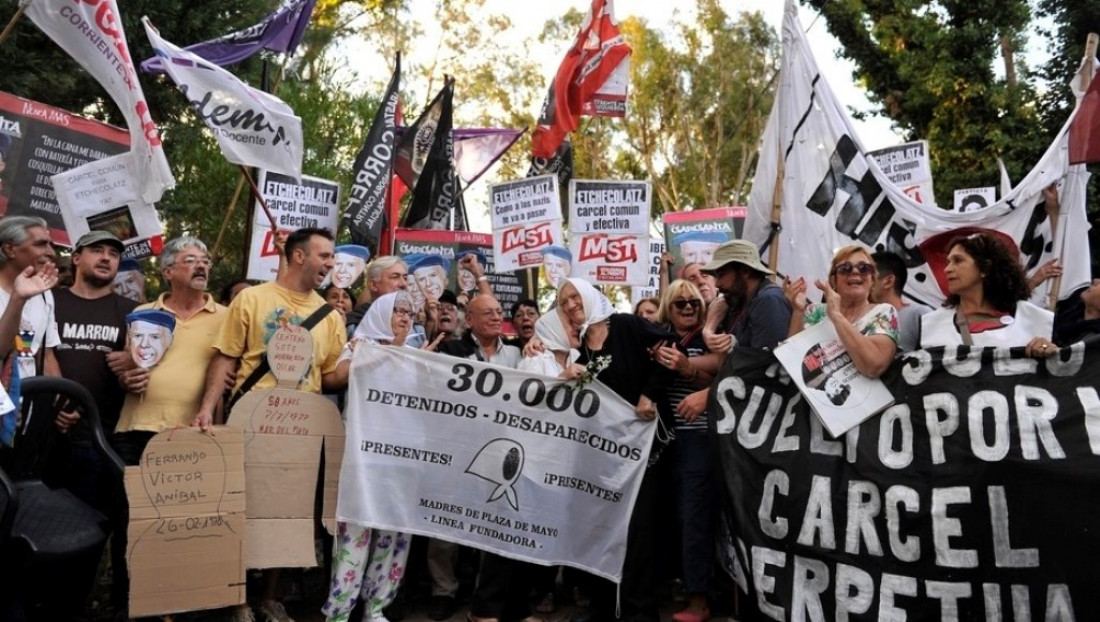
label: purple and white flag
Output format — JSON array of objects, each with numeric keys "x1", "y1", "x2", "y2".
[
  {"x1": 24, "y1": 0, "x2": 175, "y2": 204},
  {"x1": 144, "y1": 18, "x2": 304, "y2": 180},
  {"x1": 140, "y1": 0, "x2": 317, "y2": 73}
]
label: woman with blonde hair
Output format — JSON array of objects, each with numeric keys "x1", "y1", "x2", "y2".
[{"x1": 785, "y1": 244, "x2": 898, "y2": 378}]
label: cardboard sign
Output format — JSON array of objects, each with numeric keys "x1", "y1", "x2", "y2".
[
  {"x1": 125, "y1": 427, "x2": 246, "y2": 617},
  {"x1": 267, "y1": 325, "x2": 313, "y2": 388},
  {"x1": 631, "y1": 238, "x2": 664, "y2": 305},
  {"x1": 227, "y1": 388, "x2": 344, "y2": 569}
]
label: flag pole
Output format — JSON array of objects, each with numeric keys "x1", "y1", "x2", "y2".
[
  {"x1": 240, "y1": 165, "x2": 278, "y2": 232},
  {"x1": 1048, "y1": 32, "x2": 1099, "y2": 309},
  {"x1": 766, "y1": 155, "x2": 785, "y2": 280},
  {"x1": 0, "y1": 3, "x2": 27, "y2": 47},
  {"x1": 210, "y1": 54, "x2": 292, "y2": 261},
  {"x1": 210, "y1": 176, "x2": 248, "y2": 260}
]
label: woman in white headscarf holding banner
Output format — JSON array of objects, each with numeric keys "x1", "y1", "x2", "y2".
[
  {"x1": 555, "y1": 277, "x2": 679, "y2": 622},
  {"x1": 517, "y1": 307, "x2": 585, "y2": 380},
  {"x1": 325, "y1": 291, "x2": 416, "y2": 622}
]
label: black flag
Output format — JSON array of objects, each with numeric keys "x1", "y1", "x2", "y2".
[
  {"x1": 401, "y1": 78, "x2": 458, "y2": 230},
  {"x1": 345, "y1": 53, "x2": 401, "y2": 249}
]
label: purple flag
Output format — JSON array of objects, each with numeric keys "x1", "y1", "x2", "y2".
[
  {"x1": 141, "y1": 0, "x2": 317, "y2": 73},
  {"x1": 393, "y1": 127, "x2": 523, "y2": 187}
]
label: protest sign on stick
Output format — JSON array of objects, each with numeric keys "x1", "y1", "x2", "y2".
[{"x1": 568, "y1": 179, "x2": 650, "y2": 286}]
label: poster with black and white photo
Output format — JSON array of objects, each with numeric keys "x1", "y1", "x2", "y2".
[
  {"x1": 0, "y1": 91, "x2": 130, "y2": 244},
  {"x1": 710, "y1": 342, "x2": 1100, "y2": 621},
  {"x1": 339, "y1": 345, "x2": 654, "y2": 582},
  {"x1": 773, "y1": 318, "x2": 894, "y2": 437}
]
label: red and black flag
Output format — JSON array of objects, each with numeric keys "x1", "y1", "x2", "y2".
[
  {"x1": 345, "y1": 53, "x2": 401, "y2": 250},
  {"x1": 531, "y1": 0, "x2": 631, "y2": 159}
]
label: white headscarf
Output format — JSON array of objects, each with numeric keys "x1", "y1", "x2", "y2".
[
  {"x1": 562, "y1": 277, "x2": 614, "y2": 338},
  {"x1": 355, "y1": 291, "x2": 408, "y2": 344},
  {"x1": 534, "y1": 309, "x2": 579, "y2": 365}
]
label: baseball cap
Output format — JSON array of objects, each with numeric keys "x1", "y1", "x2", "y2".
[{"x1": 74, "y1": 230, "x2": 124, "y2": 253}]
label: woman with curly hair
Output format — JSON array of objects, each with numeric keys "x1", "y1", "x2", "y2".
[{"x1": 919, "y1": 231, "x2": 1056, "y2": 356}]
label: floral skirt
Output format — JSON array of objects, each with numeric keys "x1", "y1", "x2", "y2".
[{"x1": 322, "y1": 521, "x2": 410, "y2": 622}]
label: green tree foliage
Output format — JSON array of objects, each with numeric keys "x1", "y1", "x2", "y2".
[
  {"x1": 798, "y1": 0, "x2": 1067, "y2": 203},
  {"x1": 620, "y1": 3, "x2": 779, "y2": 214}
]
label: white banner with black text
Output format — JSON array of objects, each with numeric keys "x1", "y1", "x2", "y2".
[{"x1": 338, "y1": 345, "x2": 654, "y2": 582}]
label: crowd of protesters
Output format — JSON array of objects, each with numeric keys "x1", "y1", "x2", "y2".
[{"x1": 0, "y1": 213, "x2": 1091, "y2": 622}]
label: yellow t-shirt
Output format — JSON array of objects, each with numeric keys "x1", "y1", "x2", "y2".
[
  {"x1": 214, "y1": 281, "x2": 346, "y2": 394},
  {"x1": 116, "y1": 293, "x2": 228, "y2": 433}
]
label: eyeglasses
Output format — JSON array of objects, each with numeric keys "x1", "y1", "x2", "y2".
[
  {"x1": 172, "y1": 256, "x2": 213, "y2": 268},
  {"x1": 393, "y1": 307, "x2": 413, "y2": 317},
  {"x1": 834, "y1": 262, "x2": 875, "y2": 276},
  {"x1": 671, "y1": 299, "x2": 702, "y2": 310}
]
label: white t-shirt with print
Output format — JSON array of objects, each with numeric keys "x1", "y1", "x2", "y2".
[{"x1": 0, "y1": 288, "x2": 60, "y2": 378}]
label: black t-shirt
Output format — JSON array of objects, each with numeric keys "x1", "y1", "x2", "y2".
[
  {"x1": 53, "y1": 288, "x2": 137, "y2": 435},
  {"x1": 573, "y1": 313, "x2": 676, "y2": 407}
]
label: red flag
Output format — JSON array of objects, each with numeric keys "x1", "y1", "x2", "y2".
[
  {"x1": 1070, "y1": 71, "x2": 1100, "y2": 164},
  {"x1": 531, "y1": 0, "x2": 631, "y2": 159}
]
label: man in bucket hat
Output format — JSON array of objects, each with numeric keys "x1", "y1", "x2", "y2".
[{"x1": 676, "y1": 240, "x2": 793, "y2": 421}]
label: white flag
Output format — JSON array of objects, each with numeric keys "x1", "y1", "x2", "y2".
[
  {"x1": 143, "y1": 18, "x2": 303, "y2": 180},
  {"x1": 23, "y1": 0, "x2": 175, "y2": 203},
  {"x1": 745, "y1": 0, "x2": 1090, "y2": 308}
]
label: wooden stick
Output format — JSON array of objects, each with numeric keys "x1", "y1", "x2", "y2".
[
  {"x1": 0, "y1": 4, "x2": 27, "y2": 47},
  {"x1": 239, "y1": 165, "x2": 278, "y2": 232},
  {"x1": 766, "y1": 152, "x2": 785, "y2": 280},
  {"x1": 210, "y1": 175, "x2": 248, "y2": 260}
]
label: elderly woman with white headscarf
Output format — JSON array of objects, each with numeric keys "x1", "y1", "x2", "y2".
[
  {"x1": 555, "y1": 277, "x2": 678, "y2": 622},
  {"x1": 324, "y1": 292, "x2": 414, "y2": 622},
  {"x1": 517, "y1": 307, "x2": 585, "y2": 379}
]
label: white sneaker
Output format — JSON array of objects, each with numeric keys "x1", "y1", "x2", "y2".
[
  {"x1": 230, "y1": 604, "x2": 256, "y2": 622},
  {"x1": 258, "y1": 599, "x2": 295, "y2": 622}
]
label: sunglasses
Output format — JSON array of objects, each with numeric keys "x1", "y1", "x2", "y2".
[
  {"x1": 671, "y1": 299, "x2": 702, "y2": 310},
  {"x1": 834, "y1": 262, "x2": 875, "y2": 276}
]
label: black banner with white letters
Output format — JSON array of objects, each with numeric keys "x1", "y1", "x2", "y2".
[{"x1": 710, "y1": 342, "x2": 1100, "y2": 621}]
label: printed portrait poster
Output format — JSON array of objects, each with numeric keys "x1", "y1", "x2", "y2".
[
  {"x1": 773, "y1": 318, "x2": 894, "y2": 437},
  {"x1": 394, "y1": 229, "x2": 536, "y2": 334},
  {"x1": 489, "y1": 175, "x2": 565, "y2": 273},
  {"x1": 630, "y1": 238, "x2": 664, "y2": 306},
  {"x1": 0, "y1": 91, "x2": 130, "y2": 243},
  {"x1": 568, "y1": 179, "x2": 650, "y2": 286},
  {"x1": 661, "y1": 206, "x2": 747, "y2": 278},
  {"x1": 246, "y1": 170, "x2": 341, "y2": 281},
  {"x1": 867, "y1": 140, "x2": 935, "y2": 206}
]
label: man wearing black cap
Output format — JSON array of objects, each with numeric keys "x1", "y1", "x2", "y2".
[{"x1": 53, "y1": 229, "x2": 138, "y2": 617}]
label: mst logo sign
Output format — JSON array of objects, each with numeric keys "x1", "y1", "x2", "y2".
[
  {"x1": 502, "y1": 222, "x2": 554, "y2": 253},
  {"x1": 578, "y1": 234, "x2": 638, "y2": 263}
]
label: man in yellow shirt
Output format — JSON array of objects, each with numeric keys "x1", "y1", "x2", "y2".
[
  {"x1": 116, "y1": 236, "x2": 227, "y2": 458},
  {"x1": 192, "y1": 227, "x2": 347, "y2": 622}
]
